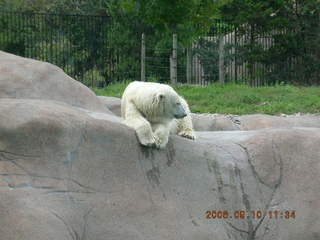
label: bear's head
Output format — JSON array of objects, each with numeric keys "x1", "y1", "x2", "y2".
[{"x1": 154, "y1": 89, "x2": 187, "y2": 120}]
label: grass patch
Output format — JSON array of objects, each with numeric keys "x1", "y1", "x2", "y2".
[
  {"x1": 93, "y1": 82, "x2": 128, "y2": 98},
  {"x1": 92, "y1": 83, "x2": 320, "y2": 115}
]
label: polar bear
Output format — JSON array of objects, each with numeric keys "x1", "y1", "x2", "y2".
[{"x1": 121, "y1": 81, "x2": 196, "y2": 148}]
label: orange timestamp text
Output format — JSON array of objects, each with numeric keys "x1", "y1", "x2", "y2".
[{"x1": 205, "y1": 210, "x2": 296, "y2": 220}]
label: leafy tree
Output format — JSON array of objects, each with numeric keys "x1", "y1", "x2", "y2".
[
  {"x1": 120, "y1": 0, "x2": 222, "y2": 42},
  {"x1": 1, "y1": 0, "x2": 318, "y2": 85},
  {"x1": 218, "y1": 0, "x2": 320, "y2": 85}
]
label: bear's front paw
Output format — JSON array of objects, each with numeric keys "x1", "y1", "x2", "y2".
[
  {"x1": 154, "y1": 136, "x2": 167, "y2": 149},
  {"x1": 178, "y1": 130, "x2": 196, "y2": 140},
  {"x1": 139, "y1": 137, "x2": 156, "y2": 147},
  {"x1": 139, "y1": 134, "x2": 163, "y2": 148}
]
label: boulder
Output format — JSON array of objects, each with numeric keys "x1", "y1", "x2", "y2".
[
  {"x1": 0, "y1": 52, "x2": 319, "y2": 240},
  {"x1": 98, "y1": 96, "x2": 122, "y2": 116},
  {"x1": 0, "y1": 98, "x2": 319, "y2": 240},
  {"x1": 0, "y1": 51, "x2": 109, "y2": 113},
  {"x1": 192, "y1": 113, "x2": 320, "y2": 131}
]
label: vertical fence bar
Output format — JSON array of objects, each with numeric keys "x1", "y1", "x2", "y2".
[
  {"x1": 170, "y1": 33, "x2": 177, "y2": 84},
  {"x1": 218, "y1": 34, "x2": 225, "y2": 85},
  {"x1": 141, "y1": 33, "x2": 146, "y2": 81},
  {"x1": 186, "y1": 46, "x2": 192, "y2": 84},
  {"x1": 234, "y1": 27, "x2": 238, "y2": 84},
  {"x1": 91, "y1": 16, "x2": 94, "y2": 88}
]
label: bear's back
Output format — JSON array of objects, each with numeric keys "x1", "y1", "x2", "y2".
[{"x1": 127, "y1": 81, "x2": 173, "y2": 94}]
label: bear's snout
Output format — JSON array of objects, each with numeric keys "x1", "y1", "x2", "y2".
[{"x1": 174, "y1": 112, "x2": 187, "y2": 119}]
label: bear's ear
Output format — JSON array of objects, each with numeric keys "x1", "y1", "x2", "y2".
[
  {"x1": 158, "y1": 93, "x2": 165, "y2": 101},
  {"x1": 153, "y1": 93, "x2": 165, "y2": 105}
]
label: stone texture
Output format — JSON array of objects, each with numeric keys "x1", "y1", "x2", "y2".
[
  {"x1": 98, "y1": 96, "x2": 121, "y2": 116},
  {"x1": 0, "y1": 51, "x2": 109, "y2": 113},
  {"x1": 192, "y1": 113, "x2": 320, "y2": 131},
  {"x1": 0, "y1": 52, "x2": 319, "y2": 240},
  {"x1": 0, "y1": 98, "x2": 319, "y2": 240}
]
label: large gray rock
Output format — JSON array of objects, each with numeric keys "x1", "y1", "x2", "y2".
[
  {"x1": 0, "y1": 51, "x2": 110, "y2": 113},
  {"x1": 0, "y1": 98, "x2": 319, "y2": 240},
  {"x1": 98, "y1": 96, "x2": 122, "y2": 116},
  {"x1": 192, "y1": 113, "x2": 320, "y2": 131},
  {"x1": 0, "y1": 52, "x2": 319, "y2": 240}
]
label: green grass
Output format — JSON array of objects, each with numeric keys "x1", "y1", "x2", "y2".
[{"x1": 92, "y1": 82, "x2": 320, "y2": 115}]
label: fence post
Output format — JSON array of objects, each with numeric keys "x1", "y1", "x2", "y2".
[
  {"x1": 186, "y1": 46, "x2": 192, "y2": 84},
  {"x1": 141, "y1": 33, "x2": 146, "y2": 81},
  {"x1": 170, "y1": 33, "x2": 177, "y2": 84},
  {"x1": 234, "y1": 28, "x2": 238, "y2": 84},
  {"x1": 218, "y1": 35, "x2": 225, "y2": 85}
]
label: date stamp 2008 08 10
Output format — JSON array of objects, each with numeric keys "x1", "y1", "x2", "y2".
[{"x1": 205, "y1": 210, "x2": 296, "y2": 220}]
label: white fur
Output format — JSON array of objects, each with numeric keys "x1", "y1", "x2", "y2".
[{"x1": 121, "y1": 81, "x2": 196, "y2": 148}]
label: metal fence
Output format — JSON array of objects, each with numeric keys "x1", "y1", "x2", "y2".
[
  {"x1": 0, "y1": 12, "x2": 318, "y2": 87},
  {"x1": 143, "y1": 20, "x2": 319, "y2": 86},
  {"x1": 0, "y1": 11, "x2": 140, "y2": 87},
  {"x1": 142, "y1": 23, "x2": 275, "y2": 86}
]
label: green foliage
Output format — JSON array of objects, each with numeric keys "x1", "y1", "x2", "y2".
[
  {"x1": 219, "y1": 0, "x2": 284, "y2": 29},
  {"x1": 147, "y1": 77, "x2": 159, "y2": 82},
  {"x1": 0, "y1": 0, "x2": 52, "y2": 11},
  {"x1": 0, "y1": 0, "x2": 108, "y2": 14},
  {"x1": 121, "y1": 0, "x2": 195, "y2": 31},
  {"x1": 193, "y1": 36, "x2": 234, "y2": 83},
  {"x1": 218, "y1": 0, "x2": 320, "y2": 85},
  {"x1": 94, "y1": 82, "x2": 320, "y2": 115},
  {"x1": 120, "y1": 0, "x2": 221, "y2": 44},
  {"x1": 92, "y1": 81, "x2": 129, "y2": 98},
  {"x1": 83, "y1": 66, "x2": 105, "y2": 87},
  {"x1": 0, "y1": 0, "x2": 319, "y2": 86},
  {"x1": 0, "y1": 11, "x2": 113, "y2": 85}
]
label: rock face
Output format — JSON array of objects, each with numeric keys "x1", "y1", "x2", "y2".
[
  {"x1": 0, "y1": 51, "x2": 109, "y2": 113},
  {"x1": 192, "y1": 113, "x2": 320, "y2": 131},
  {"x1": 98, "y1": 96, "x2": 121, "y2": 116},
  {"x1": 0, "y1": 52, "x2": 319, "y2": 240}
]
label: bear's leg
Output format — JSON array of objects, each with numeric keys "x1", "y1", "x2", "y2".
[
  {"x1": 176, "y1": 97, "x2": 196, "y2": 140},
  {"x1": 124, "y1": 102, "x2": 159, "y2": 147},
  {"x1": 153, "y1": 123, "x2": 170, "y2": 149},
  {"x1": 176, "y1": 117, "x2": 196, "y2": 140},
  {"x1": 177, "y1": 121, "x2": 196, "y2": 140}
]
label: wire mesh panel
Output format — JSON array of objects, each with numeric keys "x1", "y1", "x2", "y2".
[
  {"x1": 145, "y1": 46, "x2": 171, "y2": 83},
  {"x1": 1, "y1": 12, "x2": 319, "y2": 87},
  {"x1": 178, "y1": 19, "x2": 319, "y2": 86},
  {"x1": 0, "y1": 11, "x2": 140, "y2": 87}
]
